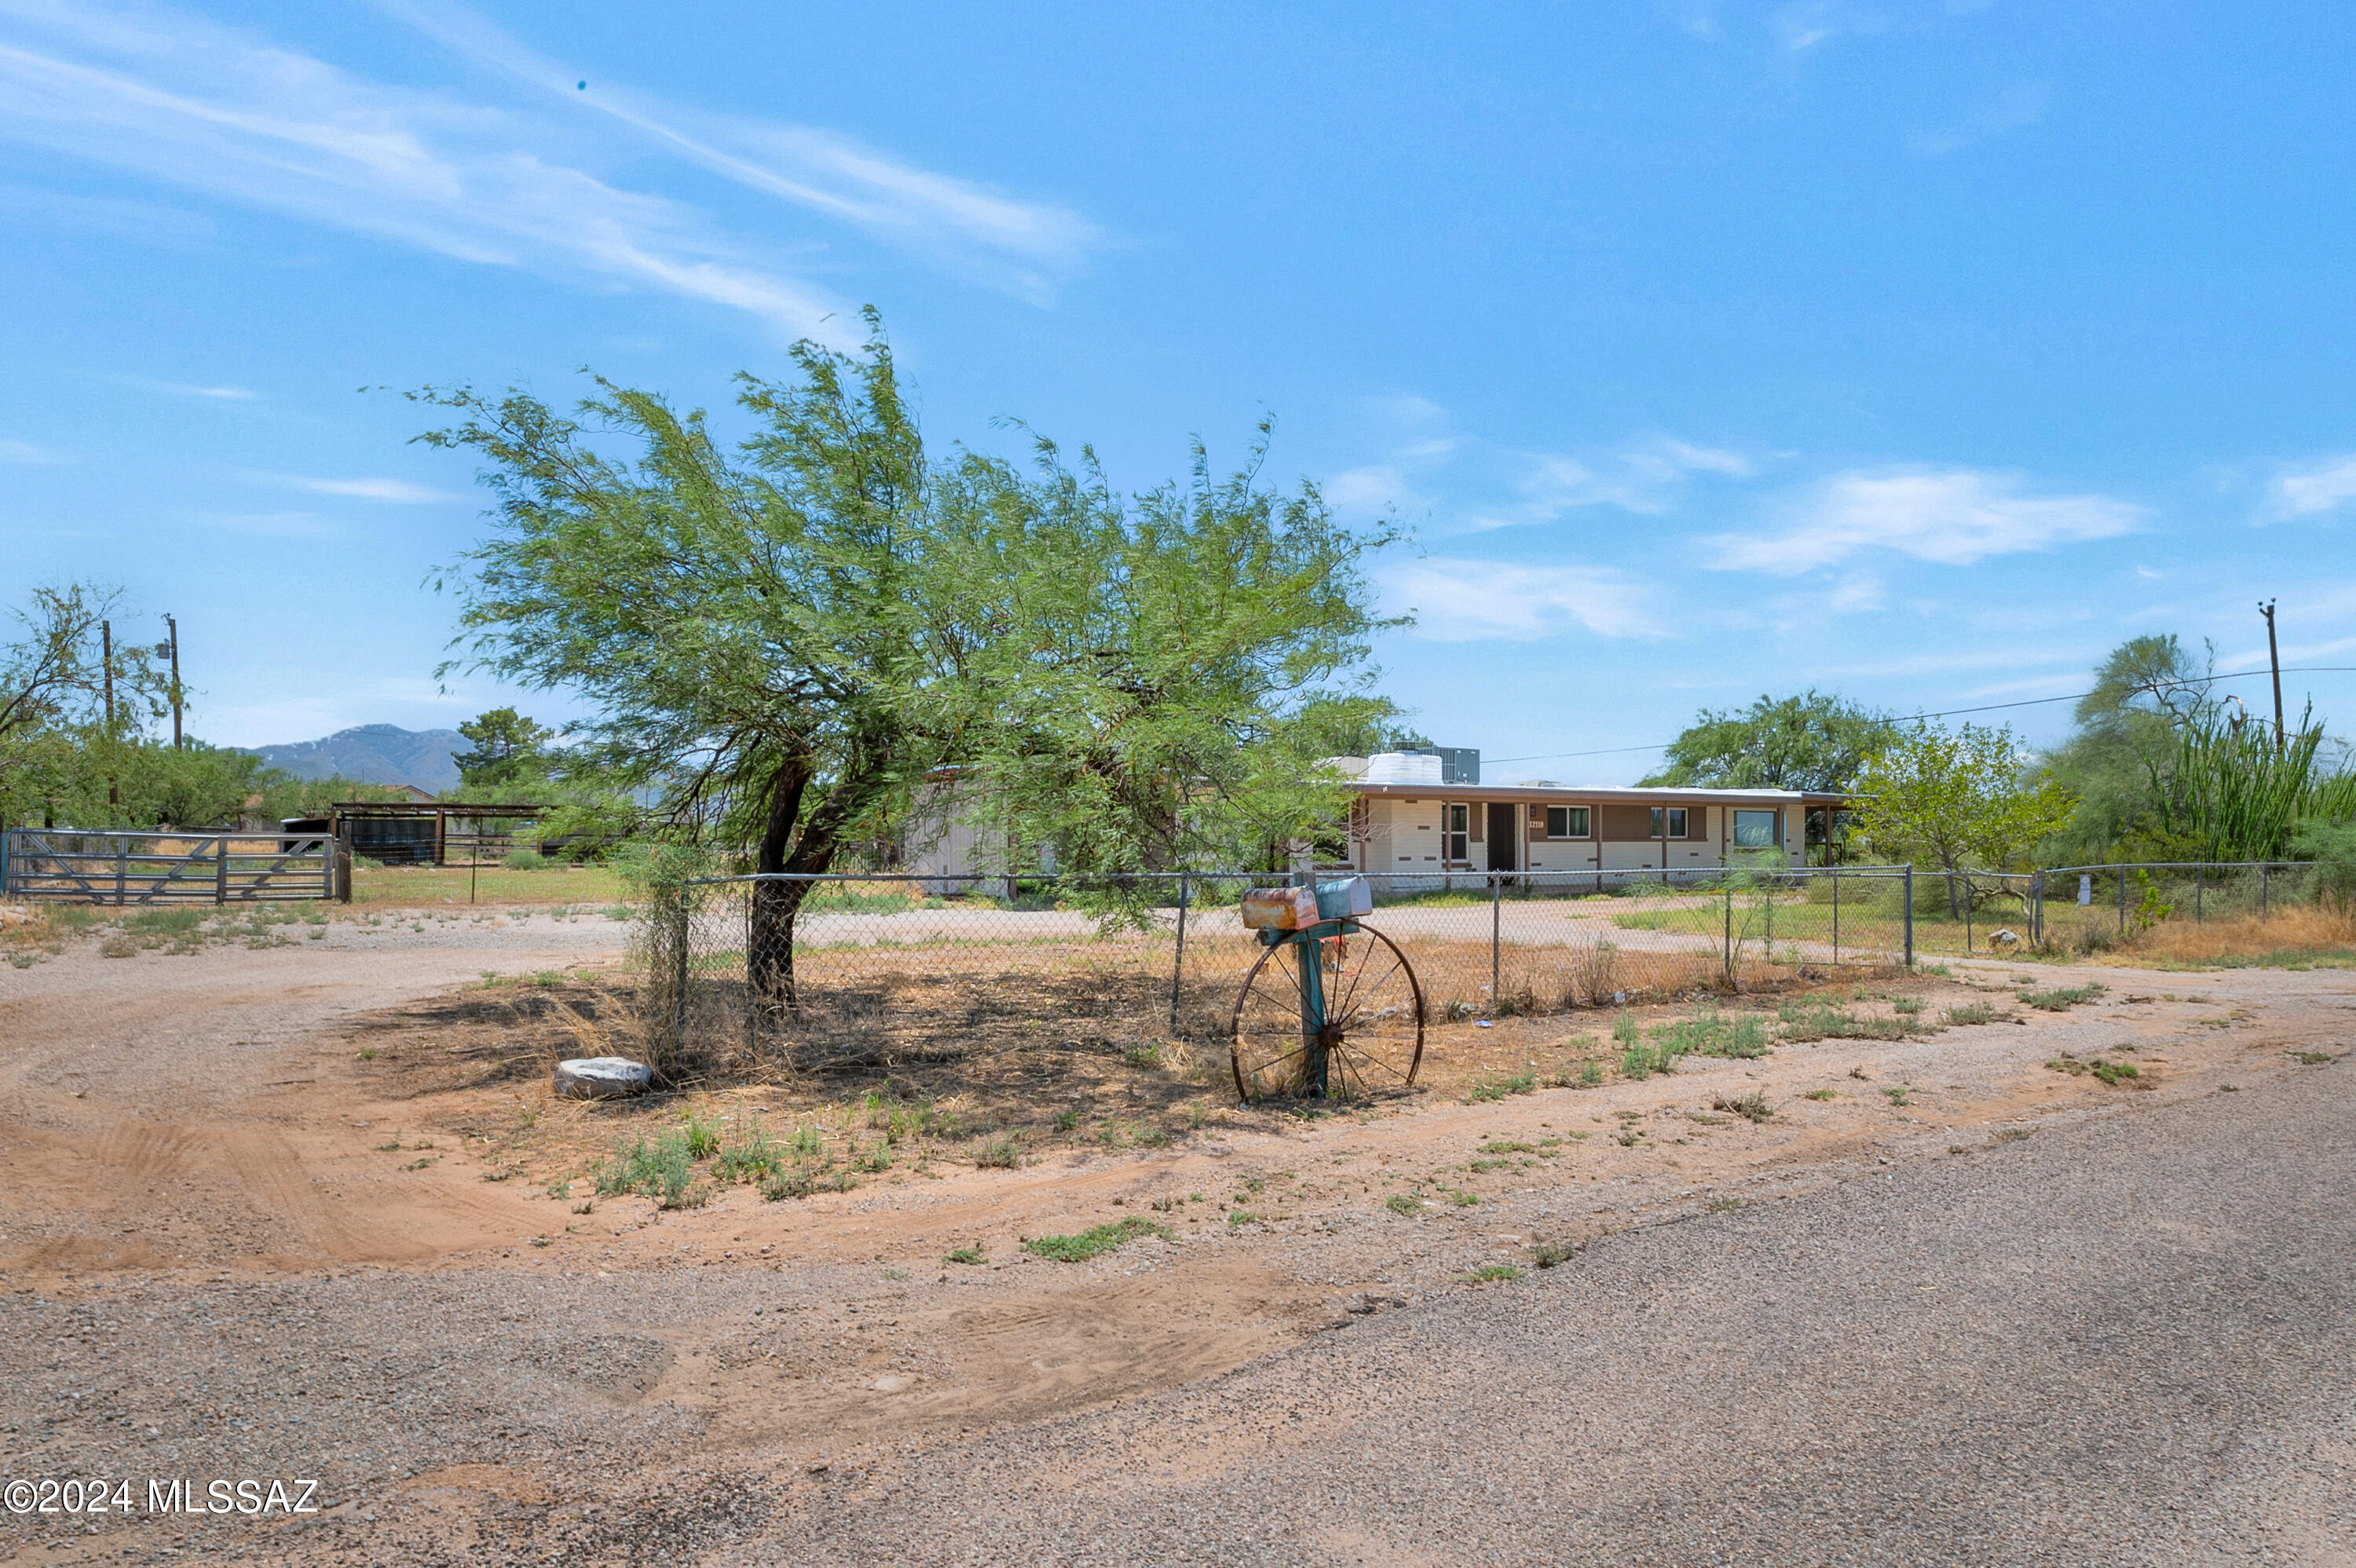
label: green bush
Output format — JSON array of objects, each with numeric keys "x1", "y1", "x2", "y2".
[
  {"x1": 2296, "y1": 821, "x2": 2356, "y2": 909},
  {"x1": 503, "y1": 847, "x2": 547, "y2": 870}
]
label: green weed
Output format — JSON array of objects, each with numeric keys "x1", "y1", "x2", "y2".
[
  {"x1": 1713, "y1": 1091, "x2": 1772, "y2": 1124},
  {"x1": 1802, "y1": 1087, "x2": 1837, "y2": 1101},
  {"x1": 972, "y1": 1133, "x2": 1026, "y2": 1169},
  {"x1": 1385, "y1": 1193, "x2": 1423, "y2": 1216},
  {"x1": 2019, "y1": 983, "x2": 2106, "y2": 1012},
  {"x1": 944, "y1": 1244, "x2": 986, "y2": 1266},
  {"x1": 1654, "y1": 1006, "x2": 1771, "y2": 1060},
  {"x1": 1023, "y1": 1216, "x2": 1167, "y2": 1263},
  {"x1": 1460, "y1": 1263, "x2": 1522, "y2": 1284}
]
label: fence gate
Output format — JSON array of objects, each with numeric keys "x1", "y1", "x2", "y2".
[{"x1": 0, "y1": 828, "x2": 335, "y2": 905}]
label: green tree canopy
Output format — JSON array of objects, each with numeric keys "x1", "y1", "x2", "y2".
[
  {"x1": 1641, "y1": 690, "x2": 1894, "y2": 795},
  {"x1": 2040, "y1": 633, "x2": 2218, "y2": 861},
  {"x1": 453, "y1": 707, "x2": 559, "y2": 792},
  {"x1": 0, "y1": 583, "x2": 167, "y2": 828},
  {"x1": 422, "y1": 310, "x2": 1400, "y2": 1003},
  {"x1": 1854, "y1": 720, "x2": 2074, "y2": 912}
]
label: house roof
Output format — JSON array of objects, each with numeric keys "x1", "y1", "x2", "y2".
[{"x1": 1345, "y1": 782, "x2": 1845, "y2": 806}]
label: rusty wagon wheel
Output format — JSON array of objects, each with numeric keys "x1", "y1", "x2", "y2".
[{"x1": 1231, "y1": 921, "x2": 1425, "y2": 1103}]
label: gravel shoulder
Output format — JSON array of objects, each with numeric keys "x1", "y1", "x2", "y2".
[{"x1": 0, "y1": 920, "x2": 2350, "y2": 1565}]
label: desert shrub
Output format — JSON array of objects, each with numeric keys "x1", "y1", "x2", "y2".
[{"x1": 503, "y1": 847, "x2": 547, "y2": 870}]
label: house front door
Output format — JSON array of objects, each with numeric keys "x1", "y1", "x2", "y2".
[{"x1": 1486, "y1": 803, "x2": 1517, "y2": 872}]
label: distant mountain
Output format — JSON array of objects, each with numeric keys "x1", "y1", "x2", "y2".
[{"x1": 247, "y1": 725, "x2": 463, "y2": 795}]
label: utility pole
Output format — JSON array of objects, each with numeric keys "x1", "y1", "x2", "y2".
[
  {"x1": 2259, "y1": 599, "x2": 2285, "y2": 755},
  {"x1": 159, "y1": 616, "x2": 182, "y2": 748},
  {"x1": 101, "y1": 620, "x2": 119, "y2": 810}
]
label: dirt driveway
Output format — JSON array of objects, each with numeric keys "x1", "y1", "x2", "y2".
[{"x1": 0, "y1": 912, "x2": 2349, "y2": 1564}]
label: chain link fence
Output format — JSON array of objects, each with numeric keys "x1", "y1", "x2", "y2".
[{"x1": 627, "y1": 867, "x2": 1934, "y2": 1079}]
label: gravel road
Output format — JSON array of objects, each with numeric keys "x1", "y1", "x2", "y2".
[{"x1": 760, "y1": 1052, "x2": 2356, "y2": 1566}]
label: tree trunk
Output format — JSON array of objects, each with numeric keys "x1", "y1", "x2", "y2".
[
  {"x1": 745, "y1": 726, "x2": 898, "y2": 1014},
  {"x1": 748, "y1": 754, "x2": 814, "y2": 1012}
]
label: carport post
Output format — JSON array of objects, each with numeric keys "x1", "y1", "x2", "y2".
[
  {"x1": 1489, "y1": 872, "x2": 1501, "y2": 1006},
  {"x1": 1903, "y1": 865, "x2": 1914, "y2": 968}
]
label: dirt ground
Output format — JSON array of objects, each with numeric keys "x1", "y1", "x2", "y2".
[{"x1": 0, "y1": 902, "x2": 2351, "y2": 1564}]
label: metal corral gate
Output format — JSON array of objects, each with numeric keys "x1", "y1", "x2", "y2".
[{"x1": 0, "y1": 828, "x2": 335, "y2": 905}]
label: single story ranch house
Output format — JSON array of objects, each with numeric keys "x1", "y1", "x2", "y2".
[
  {"x1": 1323, "y1": 751, "x2": 1842, "y2": 880},
  {"x1": 905, "y1": 747, "x2": 1844, "y2": 886}
]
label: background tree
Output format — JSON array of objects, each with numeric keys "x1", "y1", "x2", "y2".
[
  {"x1": 1853, "y1": 720, "x2": 2075, "y2": 914},
  {"x1": 452, "y1": 707, "x2": 558, "y2": 792},
  {"x1": 0, "y1": 583, "x2": 165, "y2": 828},
  {"x1": 424, "y1": 311, "x2": 1399, "y2": 1005},
  {"x1": 1642, "y1": 690, "x2": 1893, "y2": 793},
  {"x1": 2036, "y1": 633, "x2": 2207, "y2": 861},
  {"x1": 1641, "y1": 690, "x2": 1893, "y2": 857}
]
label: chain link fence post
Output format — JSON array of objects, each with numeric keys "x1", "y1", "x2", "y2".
[
  {"x1": 2261, "y1": 863, "x2": 2270, "y2": 919},
  {"x1": 1490, "y1": 872, "x2": 1501, "y2": 1007},
  {"x1": 1722, "y1": 877, "x2": 1732, "y2": 978},
  {"x1": 1831, "y1": 866, "x2": 1840, "y2": 967},
  {"x1": 1169, "y1": 872, "x2": 1189, "y2": 1034},
  {"x1": 1903, "y1": 864, "x2": 1915, "y2": 967}
]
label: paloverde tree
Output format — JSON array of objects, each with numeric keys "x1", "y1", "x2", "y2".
[
  {"x1": 942, "y1": 429, "x2": 1402, "y2": 880},
  {"x1": 1853, "y1": 720, "x2": 2074, "y2": 915},
  {"x1": 423, "y1": 311, "x2": 1398, "y2": 1005}
]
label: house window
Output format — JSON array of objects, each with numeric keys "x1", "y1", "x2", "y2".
[
  {"x1": 1649, "y1": 806, "x2": 1688, "y2": 839},
  {"x1": 1546, "y1": 806, "x2": 1590, "y2": 839},
  {"x1": 1443, "y1": 803, "x2": 1469, "y2": 863},
  {"x1": 1732, "y1": 810, "x2": 1778, "y2": 849}
]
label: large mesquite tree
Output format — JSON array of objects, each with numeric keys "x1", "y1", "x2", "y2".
[{"x1": 422, "y1": 312, "x2": 1397, "y2": 1005}]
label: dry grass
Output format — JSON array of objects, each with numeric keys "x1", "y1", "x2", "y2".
[
  {"x1": 351, "y1": 863, "x2": 629, "y2": 908},
  {"x1": 2124, "y1": 905, "x2": 2356, "y2": 969}
]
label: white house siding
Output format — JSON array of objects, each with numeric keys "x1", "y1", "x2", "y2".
[{"x1": 1341, "y1": 788, "x2": 1813, "y2": 890}]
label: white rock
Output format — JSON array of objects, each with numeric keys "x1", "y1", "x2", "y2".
[{"x1": 553, "y1": 1057, "x2": 651, "y2": 1099}]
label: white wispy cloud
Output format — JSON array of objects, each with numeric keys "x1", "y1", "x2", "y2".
[
  {"x1": 0, "y1": 436, "x2": 67, "y2": 462},
  {"x1": 1510, "y1": 437, "x2": 1754, "y2": 523},
  {"x1": 379, "y1": 0, "x2": 1101, "y2": 305},
  {"x1": 1913, "y1": 81, "x2": 2051, "y2": 157},
  {"x1": 1387, "y1": 559, "x2": 1664, "y2": 642},
  {"x1": 0, "y1": 0, "x2": 1097, "y2": 340},
  {"x1": 2260, "y1": 455, "x2": 2356, "y2": 521},
  {"x1": 126, "y1": 376, "x2": 257, "y2": 400},
  {"x1": 251, "y1": 473, "x2": 463, "y2": 503},
  {"x1": 1712, "y1": 467, "x2": 2141, "y2": 573}
]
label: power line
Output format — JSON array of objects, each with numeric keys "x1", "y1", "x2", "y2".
[{"x1": 1485, "y1": 666, "x2": 2356, "y2": 769}]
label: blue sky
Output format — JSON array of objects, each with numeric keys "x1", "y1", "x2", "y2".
[{"x1": 5, "y1": 0, "x2": 2354, "y2": 782}]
